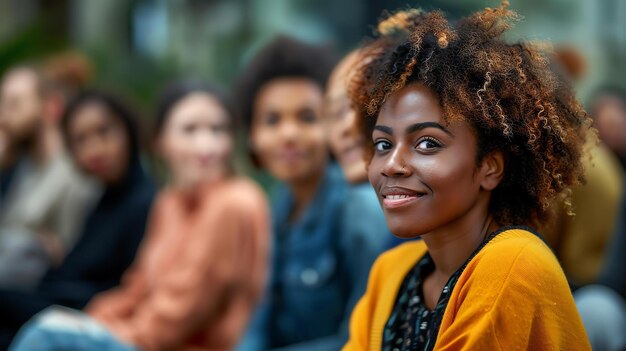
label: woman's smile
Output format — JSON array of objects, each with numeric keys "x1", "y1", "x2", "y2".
[{"x1": 380, "y1": 186, "x2": 427, "y2": 209}]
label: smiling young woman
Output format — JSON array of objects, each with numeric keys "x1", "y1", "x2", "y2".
[{"x1": 343, "y1": 2, "x2": 592, "y2": 350}]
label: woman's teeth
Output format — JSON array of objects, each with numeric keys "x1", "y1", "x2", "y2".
[{"x1": 386, "y1": 194, "x2": 412, "y2": 199}]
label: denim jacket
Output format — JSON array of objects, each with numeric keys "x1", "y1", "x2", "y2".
[{"x1": 238, "y1": 165, "x2": 389, "y2": 351}]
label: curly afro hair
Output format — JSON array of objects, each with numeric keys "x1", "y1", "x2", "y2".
[{"x1": 349, "y1": 2, "x2": 592, "y2": 228}]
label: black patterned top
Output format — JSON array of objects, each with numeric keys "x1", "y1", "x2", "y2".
[
  {"x1": 381, "y1": 252, "x2": 448, "y2": 351},
  {"x1": 381, "y1": 227, "x2": 524, "y2": 351}
]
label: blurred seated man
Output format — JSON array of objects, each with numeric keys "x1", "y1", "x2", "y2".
[{"x1": 0, "y1": 65, "x2": 97, "y2": 290}]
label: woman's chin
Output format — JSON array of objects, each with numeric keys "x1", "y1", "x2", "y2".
[
  {"x1": 385, "y1": 218, "x2": 427, "y2": 239},
  {"x1": 388, "y1": 228, "x2": 422, "y2": 240},
  {"x1": 394, "y1": 234, "x2": 421, "y2": 241}
]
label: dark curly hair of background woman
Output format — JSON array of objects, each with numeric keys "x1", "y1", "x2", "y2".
[{"x1": 349, "y1": 1, "x2": 593, "y2": 228}]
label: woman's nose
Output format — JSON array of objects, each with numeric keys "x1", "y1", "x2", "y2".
[
  {"x1": 381, "y1": 147, "x2": 411, "y2": 177},
  {"x1": 277, "y1": 119, "x2": 299, "y2": 141}
]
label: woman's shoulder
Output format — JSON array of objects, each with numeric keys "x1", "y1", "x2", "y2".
[
  {"x1": 211, "y1": 177, "x2": 269, "y2": 211},
  {"x1": 467, "y1": 226, "x2": 567, "y2": 289},
  {"x1": 480, "y1": 227, "x2": 555, "y2": 263},
  {"x1": 220, "y1": 176, "x2": 266, "y2": 195},
  {"x1": 155, "y1": 178, "x2": 267, "y2": 211}
]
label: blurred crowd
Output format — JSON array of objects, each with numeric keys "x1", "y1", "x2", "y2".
[{"x1": 0, "y1": 23, "x2": 624, "y2": 351}]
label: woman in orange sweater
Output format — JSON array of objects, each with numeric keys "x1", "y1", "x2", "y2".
[
  {"x1": 10, "y1": 82, "x2": 270, "y2": 351},
  {"x1": 343, "y1": 3, "x2": 591, "y2": 351}
]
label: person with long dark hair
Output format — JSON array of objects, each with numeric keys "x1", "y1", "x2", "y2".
[{"x1": 0, "y1": 90, "x2": 155, "y2": 348}]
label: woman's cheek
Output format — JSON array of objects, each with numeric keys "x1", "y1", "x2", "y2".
[{"x1": 251, "y1": 128, "x2": 273, "y2": 159}]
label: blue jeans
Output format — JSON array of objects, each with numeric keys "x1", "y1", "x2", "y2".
[{"x1": 9, "y1": 307, "x2": 137, "y2": 351}]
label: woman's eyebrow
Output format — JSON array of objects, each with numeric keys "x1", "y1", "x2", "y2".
[
  {"x1": 405, "y1": 121, "x2": 453, "y2": 136},
  {"x1": 374, "y1": 125, "x2": 393, "y2": 135}
]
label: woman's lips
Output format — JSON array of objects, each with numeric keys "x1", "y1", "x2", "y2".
[
  {"x1": 197, "y1": 154, "x2": 217, "y2": 167},
  {"x1": 382, "y1": 194, "x2": 421, "y2": 208},
  {"x1": 85, "y1": 158, "x2": 109, "y2": 174},
  {"x1": 276, "y1": 148, "x2": 307, "y2": 163},
  {"x1": 380, "y1": 187, "x2": 426, "y2": 209}
]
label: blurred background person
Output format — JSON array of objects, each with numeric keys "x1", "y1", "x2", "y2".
[
  {"x1": 539, "y1": 48, "x2": 624, "y2": 289},
  {"x1": 236, "y1": 36, "x2": 386, "y2": 351},
  {"x1": 536, "y1": 46, "x2": 626, "y2": 351},
  {"x1": 575, "y1": 185, "x2": 626, "y2": 351},
  {"x1": 10, "y1": 82, "x2": 270, "y2": 351},
  {"x1": 323, "y1": 48, "x2": 392, "y2": 248},
  {"x1": 589, "y1": 86, "x2": 626, "y2": 168},
  {"x1": 0, "y1": 63, "x2": 97, "y2": 289},
  {"x1": 0, "y1": 90, "x2": 155, "y2": 348},
  {"x1": 324, "y1": 49, "x2": 368, "y2": 185}
]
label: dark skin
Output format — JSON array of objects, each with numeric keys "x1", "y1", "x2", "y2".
[{"x1": 368, "y1": 83, "x2": 504, "y2": 309}]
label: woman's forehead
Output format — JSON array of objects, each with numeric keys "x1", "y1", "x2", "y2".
[{"x1": 378, "y1": 84, "x2": 444, "y2": 124}]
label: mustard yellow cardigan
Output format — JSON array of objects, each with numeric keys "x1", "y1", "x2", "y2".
[{"x1": 343, "y1": 228, "x2": 591, "y2": 350}]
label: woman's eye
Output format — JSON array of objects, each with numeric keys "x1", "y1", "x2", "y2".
[
  {"x1": 211, "y1": 123, "x2": 229, "y2": 134},
  {"x1": 264, "y1": 112, "x2": 280, "y2": 126},
  {"x1": 416, "y1": 138, "x2": 441, "y2": 150},
  {"x1": 182, "y1": 124, "x2": 197, "y2": 134},
  {"x1": 374, "y1": 140, "x2": 392, "y2": 152},
  {"x1": 299, "y1": 109, "x2": 317, "y2": 124},
  {"x1": 73, "y1": 134, "x2": 87, "y2": 147},
  {"x1": 98, "y1": 125, "x2": 113, "y2": 138}
]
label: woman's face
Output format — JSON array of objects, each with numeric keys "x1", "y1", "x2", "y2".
[
  {"x1": 251, "y1": 78, "x2": 328, "y2": 184},
  {"x1": 67, "y1": 101, "x2": 130, "y2": 184},
  {"x1": 593, "y1": 95, "x2": 626, "y2": 156},
  {"x1": 325, "y1": 51, "x2": 367, "y2": 184},
  {"x1": 158, "y1": 92, "x2": 233, "y2": 189},
  {"x1": 368, "y1": 83, "x2": 496, "y2": 238}
]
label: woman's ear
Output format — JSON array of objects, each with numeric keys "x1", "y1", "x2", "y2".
[{"x1": 479, "y1": 150, "x2": 505, "y2": 191}]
